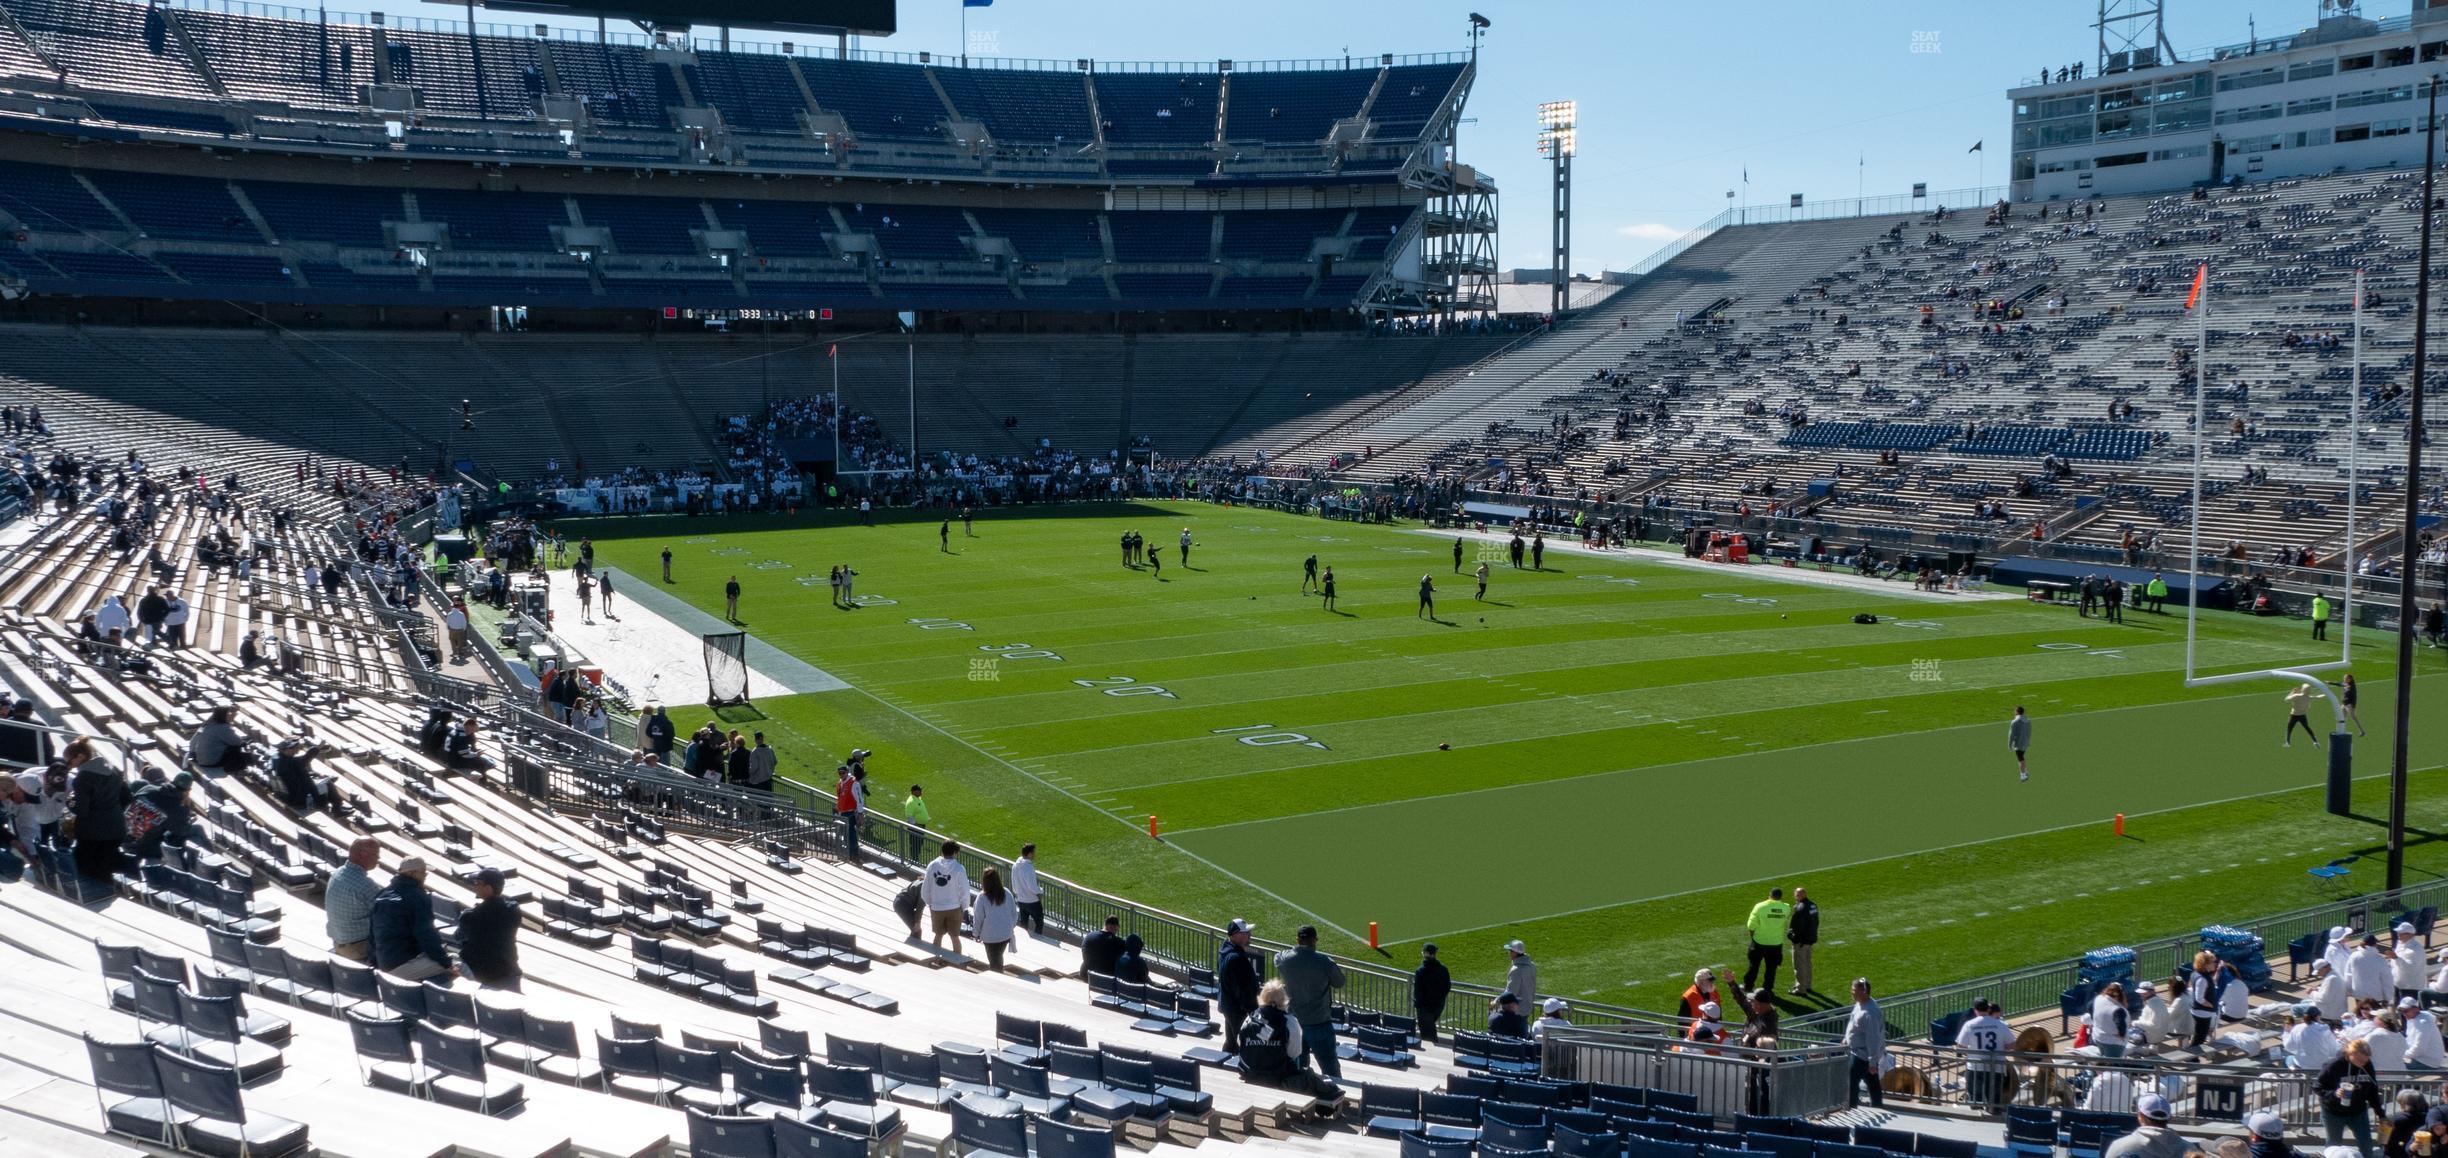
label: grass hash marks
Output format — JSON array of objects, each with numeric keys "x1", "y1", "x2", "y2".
[{"x1": 571, "y1": 502, "x2": 2448, "y2": 1014}]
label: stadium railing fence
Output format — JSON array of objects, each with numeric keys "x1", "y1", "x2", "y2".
[
  {"x1": 1539, "y1": 1028, "x2": 1855, "y2": 1120},
  {"x1": 1782, "y1": 877, "x2": 2448, "y2": 1047},
  {"x1": 1871, "y1": 1039, "x2": 2323, "y2": 1131}
]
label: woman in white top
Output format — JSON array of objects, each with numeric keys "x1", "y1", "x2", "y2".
[
  {"x1": 969, "y1": 867, "x2": 1019, "y2": 974},
  {"x1": 2403, "y1": 1000, "x2": 2448, "y2": 1068},
  {"x1": 2216, "y1": 962, "x2": 2251, "y2": 1023},
  {"x1": 2091, "y1": 983, "x2": 2132, "y2": 1059},
  {"x1": 578, "y1": 698, "x2": 609, "y2": 739},
  {"x1": 2186, "y1": 951, "x2": 2219, "y2": 1048}
]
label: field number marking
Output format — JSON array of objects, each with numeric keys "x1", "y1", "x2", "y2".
[
  {"x1": 1073, "y1": 676, "x2": 1176, "y2": 699},
  {"x1": 1212, "y1": 723, "x2": 1328, "y2": 750},
  {"x1": 979, "y1": 643, "x2": 1063, "y2": 662},
  {"x1": 909, "y1": 617, "x2": 973, "y2": 631}
]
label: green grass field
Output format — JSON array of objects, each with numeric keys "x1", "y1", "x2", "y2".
[{"x1": 564, "y1": 501, "x2": 2448, "y2": 1016}]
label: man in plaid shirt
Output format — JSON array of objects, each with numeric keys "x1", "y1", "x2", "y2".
[{"x1": 324, "y1": 838, "x2": 380, "y2": 962}]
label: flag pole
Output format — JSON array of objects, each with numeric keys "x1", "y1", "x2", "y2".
[
  {"x1": 830, "y1": 344, "x2": 841, "y2": 475},
  {"x1": 2185, "y1": 262, "x2": 2207, "y2": 683},
  {"x1": 2345, "y1": 267, "x2": 2362, "y2": 657},
  {"x1": 2388, "y1": 72, "x2": 2439, "y2": 891}
]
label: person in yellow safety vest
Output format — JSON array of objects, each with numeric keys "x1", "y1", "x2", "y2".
[
  {"x1": 1743, "y1": 887, "x2": 1794, "y2": 992},
  {"x1": 2145, "y1": 573, "x2": 2169, "y2": 614},
  {"x1": 2312, "y1": 594, "x2": 2332, "y2": 642}
]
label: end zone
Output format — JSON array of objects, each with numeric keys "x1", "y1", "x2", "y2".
[{"x1": 538, "y1": 568, "x2": 849, "y2": 704}]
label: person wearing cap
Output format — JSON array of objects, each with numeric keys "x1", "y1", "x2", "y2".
[
  {"x1": 2392, "y1": 923, "x2": 2428, "y2": 1004},
  {"x1": 0, "y1": 771, "x2": 37, "y2": 878},
  {"x1": 272, "y1": 738, "x2": 343, "y2": 817},
  {"x1": 2133, "y1": 980, "x2": 2173, "y2": 1046},
  {"x1": 1682, "y1": 968, "x2": 1722, "y2": 1023},
  {"x1": 326, "y1": 838, "x2": 381, "y2": 962},
  {"x1": 2312, "y1": 959, "x2": 2351, "y2": 1023},
  {"x1": 1684, "y1": 999, "x2": 1724, "y2": 1050},
  {"x1": 369, "y1": 857, "x2": 456, "y2": 983},
  {"x1": 1217, "y1": 918, "x2": 1263, "y2": 1056},
  {"x1": 902, "y1": 785, "x2": 932, "y2": 861},
  {"x1": 131, "y1": 772, "x2": 195, "y2": 859},
  {"x1": 1957, "y1": 998, "x2": 2012, "y2": 1112},
  {"x1": 1533, "y1": 997, "x2": 1571, "y2": 1041},
  {"x1": 2350, "y1": 935, "x2": 2395, "y2": 1006},
  {"x1": 1787, "y1": 886, "x2": 1820, "y2": 995},
  {"x1": 1273, "y1": 925, "x2": 1346, "y2": 1079},
  {"x1": 2327, "y1": 926, "x2": 2358, "y2": 980},
  {"x1": 1489, "y1": 993, "x2": 1531, "y2": 1038},
  {"x1": 1742, "y1": 886, "x2": 1793, "y2": 993},
  {"x1": 1843, "y1": 978, "x2": 1885, "y2": 1108},
  {"x1": 457, "y1": 868, "x2": 522, "y2": 990},
  {"x1": 2102, "y1": 1093, "x2": 2189, "y2": 1158},
  {"x1": 2402, "y1": 996, "x2": 2446, "y2": 1067},
  {"x1": 2286, "y1": 1003, "x2": 2341, "y2": 1072},
  {"x1": 1413, "y1": 943, "x2": 1452, "y2": 1046},
  {"x1": 2317, "y1": 1036, "x2": 2383, "y2": 1154},
  {"x1": 1500, "y1": 940, "x2": 1538, "y2": 1014},
  {"x1": 2243, "y1": 1110, "x2": 2296, "y2": 1158}
]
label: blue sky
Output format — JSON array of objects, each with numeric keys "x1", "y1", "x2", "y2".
[{"x1": 414, "y1": 0, "x2": 2286, "y2": 273}]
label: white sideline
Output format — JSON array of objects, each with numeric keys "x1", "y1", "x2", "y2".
[
  {"x1": 1408, "y1": 525, "x2": 2027, "y2": 602},
  {"x1": 534, "y1": 567, "x2": 840, "y2": 704}
]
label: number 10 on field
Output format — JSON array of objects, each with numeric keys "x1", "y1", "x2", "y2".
[{"x1": 1212, "y1": 724, "x2": 1328, "y2": 750}]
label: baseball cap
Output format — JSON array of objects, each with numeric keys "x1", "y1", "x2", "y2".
[
  {"x1": 2398, "y1": 922, "x2": 2418, "y2": 935},
  {"x1": 2246, "y1": 1111, "x2": 2284, "y2": 1140},
  {"x1": 2136, "y1": 1093, "x2": 2171, "y2": 1122},
  {"x1": 1497, "y1": 993, "x2": 1519, "y2": 1006},
  {"x1": 1504, "y1": 939, "x2": 1526, "y2": 953},
  {"x1": 1543, "y1": 998, "x2": 1568, "y2": 1014},
  {"x1": 1421, "y1": 943, "x2": 1438, "y2": 955},
  {"x1": 473, "y1": 867, "x2": 506, "y2": 890},
  {"x1": 2402, "y1": 996, "x2": 2422, "y2": 1010},
  {"x1": 2136, "y1": 982, "x2": 2156, "y2": 996},
  {"x1": 1225, "y1": 919, "x2": 1254, "y2": 936},
  {"x1": 398, "y1": 856, "x2": 427, "y2": 874},
  {"x1": 1698, "y1": 1001, "x2": 1720, "y2": 1019}
]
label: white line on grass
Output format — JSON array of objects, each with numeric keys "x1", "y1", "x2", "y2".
[
  {"x1": 839, "y1": 681, "x2": 1366, "y2": 943},
  {"x1": 1158, "y1": 678, "x2": 2410, "y2": 838},
  {"x1": 1385, "y1": 757, "x2": 2445, "y2": 945}
]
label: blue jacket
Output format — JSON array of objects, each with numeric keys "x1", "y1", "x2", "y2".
[{"x1": 369, "y1": 873, "x2": 449, "y2": 972}]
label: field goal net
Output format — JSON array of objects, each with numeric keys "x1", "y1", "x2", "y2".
[{"x1": 703, "y1": 631, "x2": 750, "y2": 707}]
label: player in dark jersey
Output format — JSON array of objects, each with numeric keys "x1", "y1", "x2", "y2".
[
  {"x1": 1302, "y1": 554, "x2": 1319, "y2": 593},
  {"x1": 1417, "y1": 574, "x2": 1436, "y2": 619},
  {"x1": 1453, "y1": 537, "x2": 1465, "y2": 573},
  {"x1": 1320, "y1": 567, "x2": 1337, "y2": 611},
  {"x1": 940, "y1": 520, "x2": 951, "y2": 552}
]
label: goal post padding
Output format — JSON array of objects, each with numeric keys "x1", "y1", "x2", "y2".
[{"x1": 703, "y1": 631, "x2": 749, "y2": 706}]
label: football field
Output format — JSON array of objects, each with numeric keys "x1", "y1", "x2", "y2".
[{"x1": 571, "y1": 501, "x2": 2448, "y2": 1012}]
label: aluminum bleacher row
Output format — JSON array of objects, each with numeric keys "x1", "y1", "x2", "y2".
[
  {"x1": 0, "y1": 325, "x2": 1513, "y2": 482},
  {"x1": 0, "y1": 155, "x2": 1425, "y2": 311},
  {"x1": 1266, "y1": 169, "x2": 2441, "y2": 566},
  {"x1": 0, "y1": 0, "x2": 1468, "y2": 183}
]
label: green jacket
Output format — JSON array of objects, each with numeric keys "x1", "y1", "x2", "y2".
[
  {"x1": 1746, "y1": 899, "x2": 1793, "y2": 946},
  {"x1": 2312, "y1": 596, "x2": 2332, "y2": 621},
  {"x1": 904, "y1": 795, "x2": 932, "y2": 827}
]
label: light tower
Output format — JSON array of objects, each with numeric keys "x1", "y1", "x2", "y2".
[{"x1": 1537, "y1": 100, "x2": 1576, "y2": 316}]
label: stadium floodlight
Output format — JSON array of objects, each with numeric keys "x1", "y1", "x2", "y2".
[{"x1": 1535, "y1": 100, "x2": 1576, "y2": 158}]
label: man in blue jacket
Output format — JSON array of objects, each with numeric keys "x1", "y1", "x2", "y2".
[{"x1": 369, "y1": 857, "x2": 457, "y2": 982}]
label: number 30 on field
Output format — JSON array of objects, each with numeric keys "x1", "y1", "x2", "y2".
[
  {"x1": 1073, "y1": 676, "x2": 1173, "y2": 698},
  {"x1": 1212, "y1": 724, "x2": 1327, "y2": 750}
]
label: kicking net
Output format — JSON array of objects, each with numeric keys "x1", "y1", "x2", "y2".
[{"x1": 702, "y1": 631, "x2": 750, "y2": 706}]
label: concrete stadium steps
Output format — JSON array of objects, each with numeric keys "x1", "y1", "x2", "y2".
[{"x1": 1296, "y1": 214, "x2": 1913, "y2": 480}]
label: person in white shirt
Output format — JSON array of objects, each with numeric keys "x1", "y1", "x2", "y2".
[
  {"x1": 968, "y1": 867, "x2": 1019, "y2": 974},
  {"x1": 1010, "y1": 843, "x2": 1044, "y2": 937},
  {"x1": 2215, "y1": 963, "x2": 2250, "y2": 1023},
  {"x1": 93, "y1": 595, "x2": 130, "y2": 642},
  {"x1": 2092, "y1": 983, "x2": 2133, "y2": 1059},
  {"x1": 2349, "y1": 934, "x2": 2395, "y2": 1005},
  {"x1": 919, "y1": 838, "x2": 971, "y2": 955},
  {"x1": 2401, "y1": 997, "x2": 2447, "y2": 1068},
  {"x1": 2186, "y1": 951, "x2": 2219, "y2": 1048},
  {"x1": 2311, "y1": 960, "x2": 2350, "y2": 1022},
  {"x1": 2393, "y1": 923, "x2": 2429, "y2": 1001},
  {"x1": 2133, "y1": 981, "x2": 2174, "y2": 1048},
  {"x1": 1956, "y1": 998, "x2": 2013, "y2": 1110},
  {"x1": 2284, "y1": 1003, "x2": 2341, "y2": 1072},
  {"x1": 2325, "y1": 926, "x2": 2357, "y2": 980},
  {"x1": 2083, "y1": 1067, "x2": 2135, "y2": 1114},
  {"x1": 2365, "y1": 1011, "x2": 2411, "y2": 1073},
  {"x1": 1532, "y1": 998, "x2": 1571, "y2": 1041}
]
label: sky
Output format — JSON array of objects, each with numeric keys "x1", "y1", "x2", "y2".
[{"x1": 402, "y1": 0, "x2": 2299, "y2": 275}]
